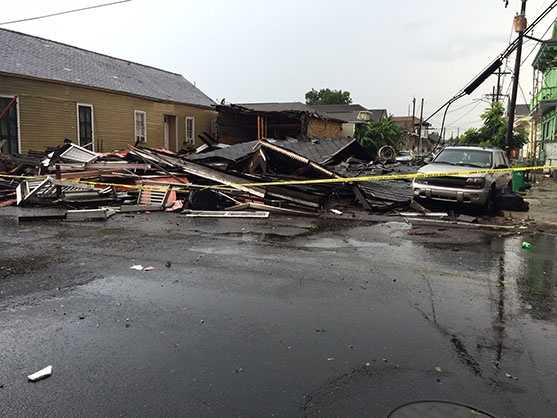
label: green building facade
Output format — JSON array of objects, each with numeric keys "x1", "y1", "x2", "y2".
[{"x1": 530, "y1": 23, "x2": 557, "y2": 164}]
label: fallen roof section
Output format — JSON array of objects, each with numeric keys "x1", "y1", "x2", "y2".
[
  {"x1": 189, "y1": 138, "x2": 370, "y2": 166},
  {"x1": 129, "y1": 146, "x2": 266, "y2": 198}
]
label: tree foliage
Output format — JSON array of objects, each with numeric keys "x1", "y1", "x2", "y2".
[
  {"x1": 355, "y1": 117, "x2": 403, "y2": 155},
  {"x1": 305, "y1": 88, "x2": 352, "y2": 105},
  {"x1": 457, "y1": 102, "x2": 528, "y2": 150}
]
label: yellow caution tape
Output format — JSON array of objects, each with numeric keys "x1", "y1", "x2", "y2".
[
  {"x1": 0, "y1": 164, "x2": 556, "y2": 192},
  {"x1": 205, "y1": 164, "x2": 557, "y2": 189}
]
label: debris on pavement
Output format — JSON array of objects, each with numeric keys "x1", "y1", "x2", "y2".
[
  {"x1": 130, "y1": 265, "x2": 155, "y2": 271},
  {"x1": 182, "y1": 210, "x2": 270, "y2": 218},
  {"x1": 27, "y1": 365, "x2": 53, "y2": 382},
  {"x1": 0, "y1": 139, "x2": 536, "y2": 230}
]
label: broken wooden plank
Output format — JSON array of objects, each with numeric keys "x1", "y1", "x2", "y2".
[
  {"x1": 228, "y1": 202, "x2": 315, "y2": 216},
  {"x1": 65, "y1": 208, "x2": 116, "y2": 222},
  {"x1": 129, "y1": 146, "x2": 265, "y2": 198},
  {"x1": 117, "y1": 205, "x2": 165, "y2": 213},
  {"x1": 27, "y1": 365, "x2": 53, "y2": 382},
  {"x1": 182, "y1": 210, "x2": 270, "y2": 218},
  {"x1": 353, "y1": 185, "x2": 373, "y2": 212}
]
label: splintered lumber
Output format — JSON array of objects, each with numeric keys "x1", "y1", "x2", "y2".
[
  {"x1": 227, "y1": 202, "x2": 315, "y2": 216},
  {"x1": 129, "y1": 146, "x2": 265, "y2": 198},
  {"x1": 182, "y1": 210, "x2": 270, "y2": 218}
]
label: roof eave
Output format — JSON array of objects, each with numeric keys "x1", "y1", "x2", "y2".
[{"x1": 0, "y1": 71, "x2": 216, "y2": 110}]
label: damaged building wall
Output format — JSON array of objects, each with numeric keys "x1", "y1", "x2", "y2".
[
  {"x1": 0, "y1": 74, "x2": 217, "y2": 153},
  {"x1": 217, "y1": 110, "x2": 261, "y2": 145},
  {"x1": 307, "y1": 118, "x2": 344, "y2": 139},
  {"x1": 216, "y1": 105, "x2": 344, "y2": 144}
]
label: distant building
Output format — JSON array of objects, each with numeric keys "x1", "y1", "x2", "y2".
[
  {"x1": 215, "y1": 102, "x2": 345, "y2": 144},
  {"x1": 391, "y1": 116, "x2": 434, "y2": 154},
  {"x1": 311, "y1": 104, "x2": 388, "y2": 137},
  {"x1": 529, "y1": 22, "x2": 557, "y2": 164}
]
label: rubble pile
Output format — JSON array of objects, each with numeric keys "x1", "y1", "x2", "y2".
[{"x1": 0, "y1": 138, "x2": 419, "y2": 221}]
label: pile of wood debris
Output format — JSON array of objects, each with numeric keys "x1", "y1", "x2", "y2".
[{"x1": 0, "y1": 138, "x2": 421, "y2": 221}]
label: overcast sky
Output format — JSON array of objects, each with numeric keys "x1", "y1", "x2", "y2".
[{"x1": 2, "y1": 0, "x2": 555, "y2": 136}]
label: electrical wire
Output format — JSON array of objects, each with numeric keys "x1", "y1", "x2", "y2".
[
  {"x1": 521, "y1": 19, "x2": 555, "y2": 65},
  {"x1": 446, "y1": 100, "x2": 482, "y2": 114},
  {"x1": 450, "y1": 101, "x2": 483, "y2": 125},
  {"x1": 425, "y1": 0, "x2": 557, "y2": 124},
  {"x1": 0, "y1": 0, "x2": 132, "y2": 26},
  {"x1": 518, "y1": 82, "x2": 529, "y2": 104}
]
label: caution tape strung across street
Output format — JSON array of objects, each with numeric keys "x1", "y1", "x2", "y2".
[
  {"x1": 203, "y1": 164, "x2": 557, "y2": 189},
  {"x1": 0, "y1": 164, "x2": 556, "y2": 193}
]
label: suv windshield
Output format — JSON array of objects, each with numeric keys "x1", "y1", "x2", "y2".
[{"x1": 433, "y1": 149, "x2": 493, "y2": 168}]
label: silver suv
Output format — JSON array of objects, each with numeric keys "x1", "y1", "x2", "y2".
[{"x1": 412, "y1": 146, "x2": 512, "y2": 209}]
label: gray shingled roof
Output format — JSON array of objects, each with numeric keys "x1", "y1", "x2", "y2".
[
  {"x1": 190, "y1": 138, "x2": 355, "y2": 163},
  {"x1": 238, "y1": 102, "x2": 316, "y2": 113},
  {"x1": 236, "y1": 102, "x2": 345, "y2": 122},
  {"x1": 0, "y1": 28, "x2": 215, "y2": 108},
  {"x1": 312, "y1": 105, "x2": 388, "y2": 123}
]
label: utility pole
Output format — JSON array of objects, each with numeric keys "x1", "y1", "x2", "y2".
[
  {"x1": 417, "y1": 98, "x2": 424, "y2": 155},
  {"x1": 506, "y1": 0, "x2": 528, "y2": 150},
  {"x1": 496, "y1": 68, "x2": 511, "y2": 102}
]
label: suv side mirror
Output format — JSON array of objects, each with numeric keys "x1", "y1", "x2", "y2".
[{"x1": 424, "y1": 157, "x2": 432, "y2": 163}]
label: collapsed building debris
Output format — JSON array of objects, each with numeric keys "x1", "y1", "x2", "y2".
[{"x1": 0, "y1": 138, "x2": 532, "y2": 227}]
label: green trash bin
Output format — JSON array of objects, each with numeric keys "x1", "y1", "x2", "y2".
[{"x1": 512, "y1": 170, "x2": 525, "y2": 193}]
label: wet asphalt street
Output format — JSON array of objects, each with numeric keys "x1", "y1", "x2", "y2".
[{"x1": 0, "y1": 212, "x2": 556, "y2": 418}]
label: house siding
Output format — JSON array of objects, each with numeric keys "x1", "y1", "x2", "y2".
[
  {"x1": 0, "y1": 74, "x2": 217, "y2": 152},
  {"x1": 307, "y1": 118, "x2": 344, "y2": 139}
]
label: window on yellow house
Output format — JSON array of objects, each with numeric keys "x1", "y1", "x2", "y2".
[
  {"x1": 185, "y1": 117, "x2": 195, "y2": 144},
  {"x1": 134, "y1": 110, "x2": 147, "y2": 143}
]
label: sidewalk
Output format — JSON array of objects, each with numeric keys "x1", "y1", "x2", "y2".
[{"x1": 524, "y1": 175, "x2": 557, "y2": 230}]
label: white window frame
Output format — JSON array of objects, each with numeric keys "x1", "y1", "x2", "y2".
[
  {"x1": 185, "y1": 116, "x2": 195, "y2": 145},
  {"x1": 134, "y1": 110, "x2": 147, "y2": 143},
  {"x1": 76, "y1": 103, "x2": 95, "y2": 151},
  {"x1": 0, "y1": 94, "x2": 21, "y2": 154}
]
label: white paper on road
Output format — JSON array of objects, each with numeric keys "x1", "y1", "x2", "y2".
[{"x1": 28, "y1": 365, "x2": 53, "y2": 382}]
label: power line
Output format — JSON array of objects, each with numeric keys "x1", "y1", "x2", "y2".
[
  {"x1": 450, "y1": 101, "x2": 483, "y2": 125},
  {"x1": 446, "y1": 100, "x2": 482, "y2": 115},
  {"x1": 521, "y1": 18, "x2": 555, "y2": 65},
  {"x1": 518, "y1": 82, "x2": 529, "y2": 104},
  {"x1": 425, "y1": 0, "x2": 557, "y2": 124},
  {"x1": 0, "y1": 0, "x2": 132, "y2": 26}
]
